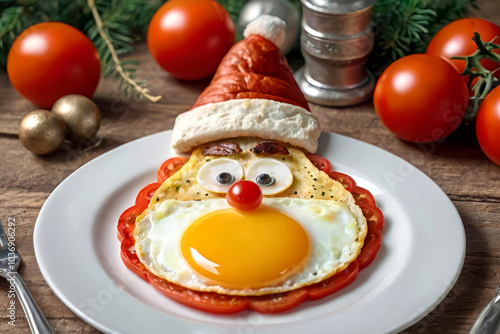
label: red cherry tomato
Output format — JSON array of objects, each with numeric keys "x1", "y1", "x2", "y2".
[
  {"x1": 351, "y1": 186, "x2": 376, "y2": 206},
  {"x1": 157, "y1": 157, "x2": 190, "y2": 183},
  {"x1": 426, "y1": 18, "x2": 500, "y2": 78},
  {"x1": 7, "y1": 22, "x2": 101, "y2": 109},
  {"x1": 373, "y1": 54, "x2": 469, "y2": 143},
  {"x1": 135, "y1": 182, "x2": 161, "y2": 209},
  {"x1": 226, "y1": 181, "x2": 263, "y2": 210},
  {"x1": 359, "y1": 203, "x2": 385, "y2": 230},
  {"x1": 328, "y1": 171, "x2": 356, "y2": 192},
  {"x1": 147, "y1": 0, "x2": 235, "y2": 80},
  {"x1": 476, "y1": 85, "x2": 500, "y2": 166},
  {"x1": 306, "y1": 154, "x2": 332, "y2": 174}
]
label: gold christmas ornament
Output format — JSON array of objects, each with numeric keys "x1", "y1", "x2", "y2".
[
  {"x1": 18, "y1": 110, "x2": 67, "y2": 155},
  {"x1": 52, "y1": 94, "x2": 101, "y2": 142}
]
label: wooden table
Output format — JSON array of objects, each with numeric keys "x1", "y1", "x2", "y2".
[{"x1": 1, "y1": 2, "x2": 499, "y2": 333}]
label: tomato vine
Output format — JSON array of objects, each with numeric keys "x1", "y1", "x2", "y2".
[{"x1": 454, "y1": 32, "x2": 500, "y2": 122}]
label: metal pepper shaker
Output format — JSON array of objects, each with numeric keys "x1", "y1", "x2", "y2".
[{"x1": 294, "y1": 0, "x2": 375, "y2": 106}]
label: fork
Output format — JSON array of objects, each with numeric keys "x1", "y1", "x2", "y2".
[
  {"x1": 470, "y1": 285, "x2": 500, "y2": 334},
  {"x1": 0, "y1": 219, "x2": 54, "y2": 334}
]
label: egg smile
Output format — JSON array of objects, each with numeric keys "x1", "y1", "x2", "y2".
[{"x1": 134, "y1": 197, "x2": 365, "y2": 296}]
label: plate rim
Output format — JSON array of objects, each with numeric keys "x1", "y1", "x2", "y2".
[{"x1": 33, "y1": 130, "x2": 466, "y2": 334}]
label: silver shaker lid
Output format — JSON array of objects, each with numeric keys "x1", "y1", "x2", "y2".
[{"x1": 301, "y1": 0, "x2": 375, "y2": 15}]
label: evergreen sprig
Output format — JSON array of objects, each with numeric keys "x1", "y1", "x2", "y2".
[
  {"x1": 369, "y1": 0, "x2": 477, "y2": 75},
  {"x1": 219, "y1": 0, "x2": 246, "y2": 23}
]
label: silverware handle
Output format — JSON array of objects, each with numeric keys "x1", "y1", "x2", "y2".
[
  {"x1": 470, "y1": 295, "x2": 500, "y2": 334},
  {"x1": 11, "y1": 272, "x2": 54, "y2": 334}
]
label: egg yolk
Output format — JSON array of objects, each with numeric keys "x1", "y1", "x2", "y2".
[{"x1": 180, "y1": 207, "x2": 310, "y2": 290}]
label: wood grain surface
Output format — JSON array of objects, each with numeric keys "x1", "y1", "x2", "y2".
[{"x1": 1, "y1": 1, "x2": 500, "y2": 333}]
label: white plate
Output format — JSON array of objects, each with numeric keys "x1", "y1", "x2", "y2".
[{"x1": 34, "y1": 131, "x2": 465, "y2": 334}]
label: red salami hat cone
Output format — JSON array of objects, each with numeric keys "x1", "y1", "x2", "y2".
[{"x1": 172, "y1": 15, "x2": 320, "y2": 153}]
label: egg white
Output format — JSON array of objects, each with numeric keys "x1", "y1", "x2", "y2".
[{"x1": 134, "y1": 197, "x2": 366, "y2": 296}]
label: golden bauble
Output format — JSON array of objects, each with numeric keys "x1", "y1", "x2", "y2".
[
  {"x1": 19, "y1": 110, "x2": 67, "y2": 155},
  {"x1": 52, "y1": 95, "x2": 101, "y2": 142}
]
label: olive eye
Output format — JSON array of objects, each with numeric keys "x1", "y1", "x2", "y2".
[
  {"x1": 217, "y1": 172, "x2": 235, "y2": 185},
  {"x1": 256, "y1": 173, "x2": 275, "y2": 186}
]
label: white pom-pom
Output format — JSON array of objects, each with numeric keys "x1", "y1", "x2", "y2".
[{"x1": 243, "y1": 15, "x2": 286, "y2": 48}]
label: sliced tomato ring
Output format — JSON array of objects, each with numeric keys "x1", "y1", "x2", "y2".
[
  {"x1": 118, "y1": 205, "x2": 144, "y2": 223},
  {"x1": 120, "y1": 237, "x2": 148, "y2": 281},
  {"x1": 135, "y1": 182, "x2": 161, "y2": 209},
  {"x1": 249, "y1": 289, "x2": 308, "y2": 313},
  {"x1": 305, "y1": 154, "x2": 332, "y2": 174},
  {"x1": 117, "y1": 205, "x2": 144, "y2": 241},
  {"x1": 149, "y1": 275, "x2": 250, "y2": 314},
  {"x1": 306, "y1": 261, "x2": 359, "y2": 300},
  {"x1": 117, "y1": 224, "x2": 133, "y2": 243},
  {"x1": 328, "y1": 171, "x2": 356, "y2": 192},
  {"x1": 357, "y1": 227, "x2": 383, "y2": 270},
  {"x1": 351, "y1": 186, "x2": 376, "y2": 206},
  {"x1": 359, "y1": 203, "x2": 385, "y2": 231},
  {"x1": 157, "y1": 156, "x2": 189, "y2": 183}
]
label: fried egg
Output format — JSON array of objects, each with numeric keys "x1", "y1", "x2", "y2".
[
  {"x1": 135, "y1": 197, "x2": 364, "y2": 296},
  {"x1": 134, "y1": 137, "x2": 367, "y2": 296}
]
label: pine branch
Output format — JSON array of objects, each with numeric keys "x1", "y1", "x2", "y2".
[
  {"x1": 0, "y1": 6, "x2": 25, "y2": 67},
  {"x1": 369, "y1": 0, "x2": 476, "y2": 76},
  {"x1": 218, "y1": 0, "x2": 246, "y2": 23},
  {"x1": 87, "y1": 0, "x2": 161, "y2": 102}
]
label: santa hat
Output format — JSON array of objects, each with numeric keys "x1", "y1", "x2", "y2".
[{"x1": 171, "y1": 15, "x2": 321, "y2": 153}]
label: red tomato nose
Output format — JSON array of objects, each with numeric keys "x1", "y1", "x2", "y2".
[{"x1": 226, "y1": 180, "x2": 263, "y2": 210}]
